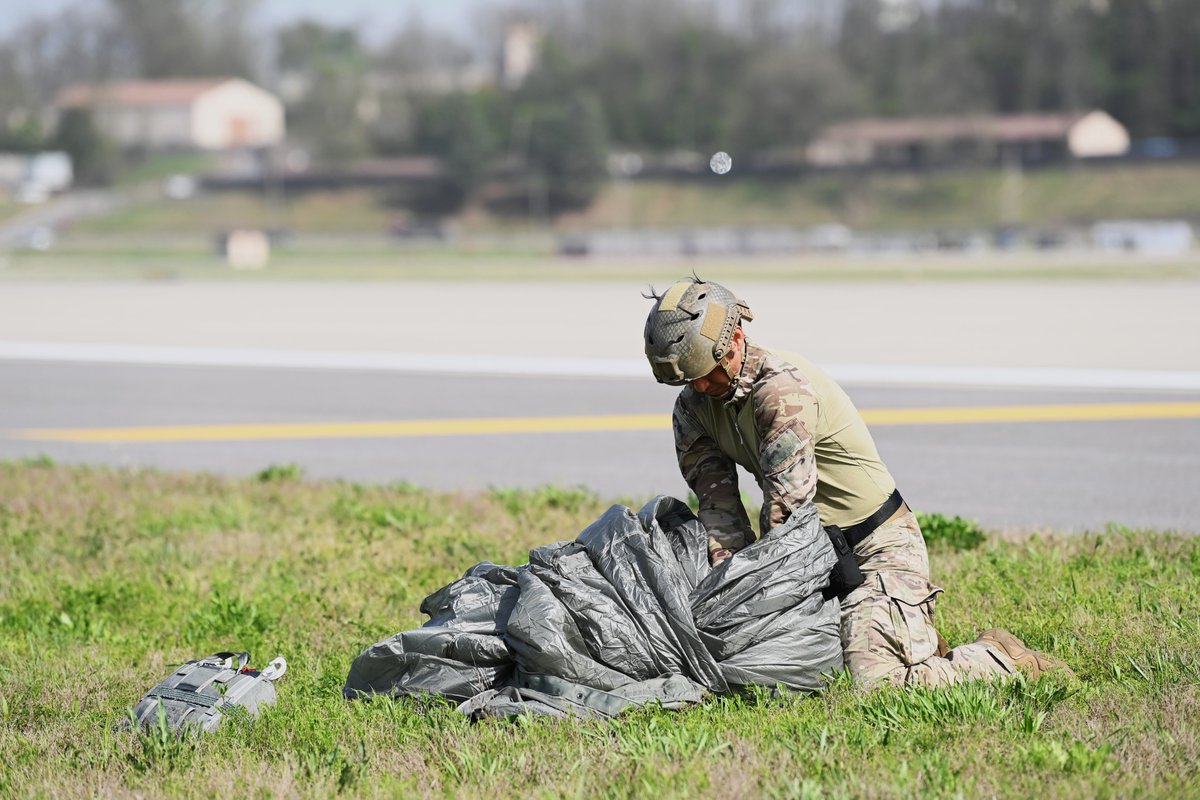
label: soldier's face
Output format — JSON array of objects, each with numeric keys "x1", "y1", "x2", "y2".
[
  {"x1": 692, "y1": 364, "x2": 732, "y2": 397},
  {"x1": 691, "y1": 328, "x2": 745, "y2": 398}
]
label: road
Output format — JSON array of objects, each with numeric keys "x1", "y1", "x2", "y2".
[
  {"x1": 1, "y1": 279, "x2": 1197, "y2": 533},
  {"x1": 2, "y1": 359, "x2": 1198, "y2": 533},
  {"x1": 1, "y1": 280, "x2": 1199, "y2": 369},
  {"x1": 0, "y1": 190, "x2": 126, "y2": 249}
]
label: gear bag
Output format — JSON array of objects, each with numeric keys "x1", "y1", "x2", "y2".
[{"x1": 129, "y1": 652, "x2": 287, "y2": 734}]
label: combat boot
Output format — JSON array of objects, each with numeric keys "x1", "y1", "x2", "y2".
[{"x1": 976, "y1": 628, "x2": 1075, "y2": 680}]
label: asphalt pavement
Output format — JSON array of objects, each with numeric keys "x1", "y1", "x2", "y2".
[
  {"x1": 2, "y1": 360, "x2": 1197, "y2": 534},
  {"x1": 2, "y1": 278, "x2": 1198, "y2": 533}
]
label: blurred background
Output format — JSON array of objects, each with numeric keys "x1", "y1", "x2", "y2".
[
  {"x1": 0, "y1": 0, "x2": 1198, "y2": 258},
  {"x1": 0, "y1": 0, "x2": 1197, "y2": 533}
]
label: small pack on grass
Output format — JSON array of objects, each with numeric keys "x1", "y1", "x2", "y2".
[{"x1": 128, "y1": 651, "x2": 287, "y2": 734}]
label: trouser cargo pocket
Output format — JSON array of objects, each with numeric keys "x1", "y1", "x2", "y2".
[{"x1": 876, "y1": 571, "x2": 943, "y2": 667}]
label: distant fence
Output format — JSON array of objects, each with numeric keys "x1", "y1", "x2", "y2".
[{"x1": 560, "y1": 221, "x2": 1196, "y2": 258}]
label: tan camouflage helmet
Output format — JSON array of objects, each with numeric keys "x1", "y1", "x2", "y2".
[{"x1": 644, "y1": 278, "x2": 753, "y2": 385}]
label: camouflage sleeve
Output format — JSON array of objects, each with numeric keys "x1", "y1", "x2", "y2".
[
  {"x1": 751, "y1": 364, "x2": 819, "y2": 535},
  {"x1": 672, "y1": 398, "x2": 754, "y2": 555}
]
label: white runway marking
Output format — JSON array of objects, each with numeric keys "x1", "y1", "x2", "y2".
[{"x1": 3, "y1": 341, "x2": 1200, "y2": 391}]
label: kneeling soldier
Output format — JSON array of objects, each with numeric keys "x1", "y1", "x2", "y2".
[{"x1": 643, "y1": 278, "x2": 1069, "y2": 686}]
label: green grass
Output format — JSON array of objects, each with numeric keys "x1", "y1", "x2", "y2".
[
  {"x1": 116, "y1": 153, "x2": 217, "y2": 188},
  {"x1": 573, "y1": 163, "x2": 1200, "y2": 231},
  {"x1": 56, "y1": 162, "x2": 1200, "y2": 244},
  {"x1": 73, "y1": 188, "x2": 396, "y2": 236},
  {"x1": 1, "y1": 463, "x2": 1198, "y2": 798},
  {"x1": 0, "y1": 197, "x2": 23, "y2": 225}
]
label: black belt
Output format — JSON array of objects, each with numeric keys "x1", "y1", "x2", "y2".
[
  {"x1": 841, "y1": 489, "x2": 905, "y2": 548},
  {"x1": 821, "y1": 489, "x2": 907, "y2": 600}
]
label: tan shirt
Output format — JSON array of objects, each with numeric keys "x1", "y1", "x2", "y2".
[{"x1": 673, "y1": 340, "x2": 896, "y2": 553}]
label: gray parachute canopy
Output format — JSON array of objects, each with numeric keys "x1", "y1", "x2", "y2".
[{"x1": 344, "y1": 496, "x2": 842, "y2": 719}]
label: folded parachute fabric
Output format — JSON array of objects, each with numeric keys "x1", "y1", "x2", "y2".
[{"x1": 344, "y1": 496, "x2": 842, "y2": 719}]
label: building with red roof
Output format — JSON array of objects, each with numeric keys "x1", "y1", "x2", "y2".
[
  {"x1": 807, "y1": 110, "x2": 1130, "y2": 167},
  {"x1": 55, "y1": 78, "x2": 284, "y2": 151}
]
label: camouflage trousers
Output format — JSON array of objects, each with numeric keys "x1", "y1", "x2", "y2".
[{"x1": 839, "y1": 509, "x2": 1017, "y2": 687}]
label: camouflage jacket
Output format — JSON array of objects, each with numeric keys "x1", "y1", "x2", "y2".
[{"x1": 672, "y1": 340, "x2": 894, "y2": 555}]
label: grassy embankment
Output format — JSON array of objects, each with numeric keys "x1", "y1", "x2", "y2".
[
  {"x1": 8, "y1": 247, "x2": 1200, "y2": 283},
  {"x1": 5, "y1": 161, "x2": 1199, "y2": 282},
  {"x1": 569, "y1": 161, "x2": 1200, "y2": 231},
  {"x1": 0, "y1": 198, "x2": 21, "y2": 226},
  {"x1": 1, "y1": 461, "x2": 1198, "y2": 798},
  {"x1": 63, "y1": 161, "x2": 1200, "y2": 241}
]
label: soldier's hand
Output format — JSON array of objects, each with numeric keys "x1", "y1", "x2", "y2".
[{"x1": 710, "y1": 548, "x2": 734, "y2": 567}]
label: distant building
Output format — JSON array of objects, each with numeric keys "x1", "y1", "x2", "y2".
[
  {"x1": 807, "y1": 110, "x2": 1130, "y2": 167},
  {"x1": 0, "y1": 151, "x2": 72, "y2": 202},
  {"x1": 502, "y1": 21, "x2": 541, "y2": 89},
  {"x1": 54, "y1": 78, "x2": 285, "y2": 151}
]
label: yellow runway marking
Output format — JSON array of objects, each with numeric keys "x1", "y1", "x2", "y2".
[
  {"x1": 12, "y1": 402, "x2": 1200, "y2": 444},
  {"x1": 14, "y1": 415, "x2": 674, "y2": 443},
  {"x1": 864, "y1": 402, "x2": 1200, "y2": 425}
]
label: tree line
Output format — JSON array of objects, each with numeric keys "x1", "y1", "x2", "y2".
[{"x1": 1, "y1": 0, "x2": 1197, "y2": 210}]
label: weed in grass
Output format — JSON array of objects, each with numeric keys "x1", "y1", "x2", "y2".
[
  {"x1": 331, "y1": 492, "x2": 440, "y2": 537},
  {"x1": 767, "y1": 778, "x2": 827, "y2": 800},
  {"x1": 610, "y1": 709, "x2": 732, "y2": 761},
  {"x1": 490, "y1": 485, "x2": 599, "y2": 517},
  {"x1": 125, "y1": 706, "x2": 198, "y2": 773},
  {"x1": 1109, "y1": 649, "x2": 1200, "y2": 686},
  {"x1": 917, "y1": 751, "x2": 968, "y2": 795},
  {"x1": 183, "y1": 584, "x2": 271, "y2": 647},
  {"x1": 861, "y1": 680, "x2": 1010, "y2": 730},
  {"x1": 135, "y1": 503, "x2": 247, "y2": 538},
  {"x1": 916, "y1": 511, "x2": 986, "y2": 551},
  {"x1": 1018, "y1": 739, "x2": 1115, "y2": 774},
  {"x1": 256, "y1": 463, "x2": 304, "y2": 482},
  {"x1": 290, "y1": 740, "x2": 370, "y2": 793},
  {"x1": 438, "y1": 745, "x2": 503, "y2": 785},
  {"x1": 1019, "y1": 706, "x2": 1048, "y2": 734}
]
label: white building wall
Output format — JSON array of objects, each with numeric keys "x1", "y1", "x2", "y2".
[
  {"x1": 1068, "y1": 111, "x2": 1130, "y2": 158},
  {"x1": 503, "y1": 22, "x2": 540, "y2": 88},
  {"x1": 805, "y1": 137, "x2": 874, "y2": 167},
  {"x1": 96, "y1": 106, "x2": 192, "y2": 149},
  {"x1": 146, "y1": 107, "x2": 192, "y2": 148},
  {"x1": 190, "y1": 79, "x2": 285, "y2": 150}
]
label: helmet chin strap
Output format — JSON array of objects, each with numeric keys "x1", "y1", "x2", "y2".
[
  {"x1": 706, "y1": 346, "x2": 742, "y2": 402},
  {"x1": 718, "y1": 333, "x2": 745, "y2": 384},
  {"x1": 720, "y1": 357, "x2": 738, "y2": 383}
]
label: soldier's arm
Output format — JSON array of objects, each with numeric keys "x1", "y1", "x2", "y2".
[
  {"x1": 673, "y1": 400, "x2": 754, "y2": 556},
  {"x1": 752, "y1": 366, "x2": 819, "y2": 535}
]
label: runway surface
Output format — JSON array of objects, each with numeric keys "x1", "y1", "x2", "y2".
[
  {"x1": 2, "y1": 279, "x2": 1197, "y2": 533},
  {"x1": 2, "y1": 360, "x2": 1197, "y2": 533}
]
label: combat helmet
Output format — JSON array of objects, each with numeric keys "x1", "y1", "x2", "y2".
[{"x1": 644, "y1": 278, "x2": 753, "y2": 385}]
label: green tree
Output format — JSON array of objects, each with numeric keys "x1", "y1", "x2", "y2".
[
  {"x1": 0, "y1": 116, "x2": 45, "y2": 153},
  {"x1": 504, "y1": 37, "x2": 609, "y2": 212},
  {"x1": 729, "y1": 43, "x2": 864, "y2": 155},
  {"x1": 419, "y1": 92, "x2": 496, "y2": 206},
  {"x1": 523, "y1": 92, "x2": 609, "y2": 212},
  {"x1": 106, "y1": 0, "x2": 258, "y2": 79},
  {"x1": 389, "y1": 91, "x2": 498, "y2": 216},
  {"x1": 51, "y1": 108, "x2": 117, "y2": 185},
  {"x1": 1087, "y1": 0, "x2": 1200, "y2": 137},
  {"x1": 276, "y1": 21, "x2": 369, "y2": 161}
]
